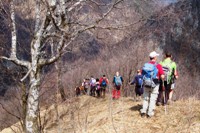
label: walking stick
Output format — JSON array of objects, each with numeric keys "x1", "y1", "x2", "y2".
[{"x1": 162, "y1": 80, "x2": 167, "y2": 114}]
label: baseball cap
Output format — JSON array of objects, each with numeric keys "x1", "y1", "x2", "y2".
[{"x1": 149, "y1": 51, "x2": 159, "y2": 58}]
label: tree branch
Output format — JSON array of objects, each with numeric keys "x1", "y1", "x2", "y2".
[
  {"x1": 0, "y1": 56, "x2": 29, "y2": 67},
  {"x1": 67, "y1": 0, "x2": 86, "y2": 12},
  {"x1": 0, "y1": 102, "x2": 21, "y2": 120}
]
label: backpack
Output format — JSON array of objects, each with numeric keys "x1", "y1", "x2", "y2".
[
  {"x1": 101, "y1": 79, "x2": 107, "y2": 87},
  {"x1": 96, "y1": 83, "x2": 101, "y2": 90},
  {"x1": 136, "y1": 75, "x2": 143, "y2": 87},
  {"x1": 142, "y1": 62, "x2": 158, "y2": 88},
  {"x1": 91, "y1": 78, "x2": 96, "y2": 86},
  {"x1": 84, "y1": 82, "x2": 90, "y2": 89},
  {"x1": 162, "y1": 61, "x2": 173, "y2": 83},
  {"x1": 114, "y1": 76, "x2": 122, "y2": 86}
]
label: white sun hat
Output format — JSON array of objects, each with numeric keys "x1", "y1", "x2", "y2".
[{"x1": 149, "y1": 51, "x2": 159, "y2": 58}]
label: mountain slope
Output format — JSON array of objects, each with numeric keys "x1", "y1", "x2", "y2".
[{"x1": 1, "y1": 95, "x2": 200, "y2": 133}]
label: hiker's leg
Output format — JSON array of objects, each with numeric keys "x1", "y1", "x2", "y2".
[
  {"x1": 112, "y1": 89, "x2": 116, "y2": 99},
  {"x1": 164, "y1": 82, "x2": 169, "y2": 104},
  {"x1": 93, "y1": 87, "x2": 96, "y2": 96},
  {"x1": 169, "y1": 90, "x2": 173, "y2": 99},
  {"x1": 157, "y1": 82, "x2": 163, "y2": 105},
  {"x1": 116, "y1": 86, "x2": 121, "y2": 98},
  {"x1": 84, "y1": 87, "x2": 87, "y2": 95},
  {"x1": 91, "y1": 87, "x2": 94, "y2": 96},
  {"x1": 117, "y1": 90, "x2": 121, "y2": 98},
  {"x1": 135, "y1": 87, "x2": 139, "y2": 100},
  {"x1": 169, "y1": 83, "x2": 174, "y2": 100},
  {"x1": 103, "y1": 88, "x2": 106, "y2": 98},
  {"x1": 166, "y1": 83, "x2": 171, "y2": 104},
  {"x1": 97, "y1": 89, "x2": 100, "y2": 97},
  {"x1": 148, "y1": 85, "x2": 159, "y2": 116},
  {"x1": 140, "y1": 87, "x2": 150, "y2": 114}
]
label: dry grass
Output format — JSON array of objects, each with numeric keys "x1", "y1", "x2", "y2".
[{"x1": 1, "y1": 96, "x2": 200, "y2": 133}]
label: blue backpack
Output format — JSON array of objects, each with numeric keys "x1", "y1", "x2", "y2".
[
  {"x1": 136, "y1": 75, "x2": 143, "y2": 87},
  {"x1": 101, "y1": 79, "x2": 107, "y2": 87},
  {"x1": 114, "y1": 76, "x2": 122, "y2": 86},
  {"x1": 142, "y1": 63, "x2": 158, "y2": 88}
]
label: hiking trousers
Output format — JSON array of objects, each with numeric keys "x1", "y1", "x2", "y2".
[{"x1": 140, "y1": 85, "x2": 159, "y2": 116}]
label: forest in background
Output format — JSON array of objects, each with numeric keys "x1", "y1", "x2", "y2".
[{"x1": 0, "y1": 0, "x2": 200, "y2": 132}]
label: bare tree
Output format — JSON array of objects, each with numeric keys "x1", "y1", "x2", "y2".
[{"x1": 0, "y1": 0, "x2": 130, "y2": 132}]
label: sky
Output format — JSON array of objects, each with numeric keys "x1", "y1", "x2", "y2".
[{"x1": 161, "y1": 0, "x2": 177, "y2": 5}]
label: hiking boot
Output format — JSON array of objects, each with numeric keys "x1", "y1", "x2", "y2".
[
  {"x1": 147, "y1": 115, "x2": 152, "y2": 118},
  {"x1": 156, "y1": 102, "x2": 161, "y2": 106},
  {"x1": 141, "y1": 113, "x2": 146, "y2": 118},
  {"x1": 167, "y1": 100, "x2": 171, "y2": 105}
]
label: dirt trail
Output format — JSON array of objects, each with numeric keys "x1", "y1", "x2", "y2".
[{"x1": 1, "y1": 95, "x2": 200, "y2": 133}]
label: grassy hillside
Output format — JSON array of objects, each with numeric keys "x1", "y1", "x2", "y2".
[{"x1": 2, "y1": 95, "x2": 200, "y2": 133}]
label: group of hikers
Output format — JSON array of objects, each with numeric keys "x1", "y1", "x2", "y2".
[
  {"x1": 75, "y1": 73, "x2": 123, "y2": 99},
  {"x1": 75, "y1": 51, "x2": 178, "y2": 118}
]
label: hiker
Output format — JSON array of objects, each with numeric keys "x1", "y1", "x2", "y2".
[
  {"x1": 112, "y1": 71, "x2": 123, "y2": 99},
  {"x1": 96, "y1": 78, "x2": 101, "y2": 98},
  {"x1": 75, "y1": 86, "x2": 81, "y2": 96},
  {"x1": 157, "y1": 52, "x2": 178, "y2": 105},
  {"x1": 82, "y1": 78, "x2": 90, "y2": 95},
  {"x1": 129, "y1": 69, "x2": 144, "y2": 101},
  {"x1": 79, "y1": 85, "x2": 85, "y2": 95},
  {"x1": 99, "y1": 75, "x2": 109, "y2": 98},
  {"x1": 90, "y1": 76, "x2": 96, "y2": 97},
  {"x1": 140, "y1": 51, "x2": 164, "y2": 118}
]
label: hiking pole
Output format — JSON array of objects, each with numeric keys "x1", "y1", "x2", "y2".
[{"x1": 162, "y1": 80, "x2": 167, "y2": 115}]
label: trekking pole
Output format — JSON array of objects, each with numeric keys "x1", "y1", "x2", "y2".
[{"x1": 162, "y1": 80, "x2": 167, "y2": 115}]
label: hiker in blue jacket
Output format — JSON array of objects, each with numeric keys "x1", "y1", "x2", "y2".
[{"x1": 129, "y1": 70, "x2": 144, "y2": 101}]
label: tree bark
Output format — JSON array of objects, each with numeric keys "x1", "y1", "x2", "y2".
[
  {"x1": 56, "y1": 59, "x2": 66, "y2": 101},
  {"x1": 25, "y1": 70, "x2": 41, "y2": 133}
]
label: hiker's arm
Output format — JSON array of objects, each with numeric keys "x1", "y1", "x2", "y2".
[
  {"x1": 106, "y1": 79, "x2": 109, "y2": 84},
  {"x1": 129, "y1": 77, "x2": 136, "y2": 85},
  {"x1": 121, "y1": 76, "x2": 124, "y2": 83},
  {"x1": 99, "y1": 78, "x2": 102, "y2": 84},
  {"x1": 173, "y1": 63, "x2": 178, "y2": 79},
  {"x1": 112, "y1": 77, "x2": 115, "y2": 85},
  {"x1": 174, "y1": 69, "x2": 178, "y2": 79}
]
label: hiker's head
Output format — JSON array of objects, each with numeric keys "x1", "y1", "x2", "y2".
[
  {"x1": 165, "y1": 52, "x2": 172, "y2": 58},
  {"x1": 116, "y1": 71, "x2": 119, "y2": 76},
  {"x1": 149, "y1": 51, "x2": 159, "y2": 60},
  {"x1": 103, "y1": 75, "x2": 106, "y2": 77},
  {"x1": 137, "y1": 69, "x2": 141, "y2": 74}
]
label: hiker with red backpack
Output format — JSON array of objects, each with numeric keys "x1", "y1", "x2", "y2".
[
  {"x1": 99, "y1": 75, "x2": 109, "y2": 98},
  {"x1": 140, "y1": 51, "x2": 164, "y2": 118},
  {"x1": 157, "y1": 52, "x2": 178, "y2": 105},
  {"x1": 112, "y1": 71, "x2": 123, "y2": 99},
  {"x1": 129, "y1": 69, "x2": 144, "y2": 101}
]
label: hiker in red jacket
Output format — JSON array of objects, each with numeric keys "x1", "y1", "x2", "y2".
[{"x1": 140, "y1": 51, "x2": 164, "y2": 118}]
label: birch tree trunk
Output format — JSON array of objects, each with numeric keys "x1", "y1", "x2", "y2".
[
  {"x1": 26, "y1": 70, "x2": 41, "y2": 133},
  {"x1": 1, "y1": 0, "x2": 125, "y2": 132}
]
